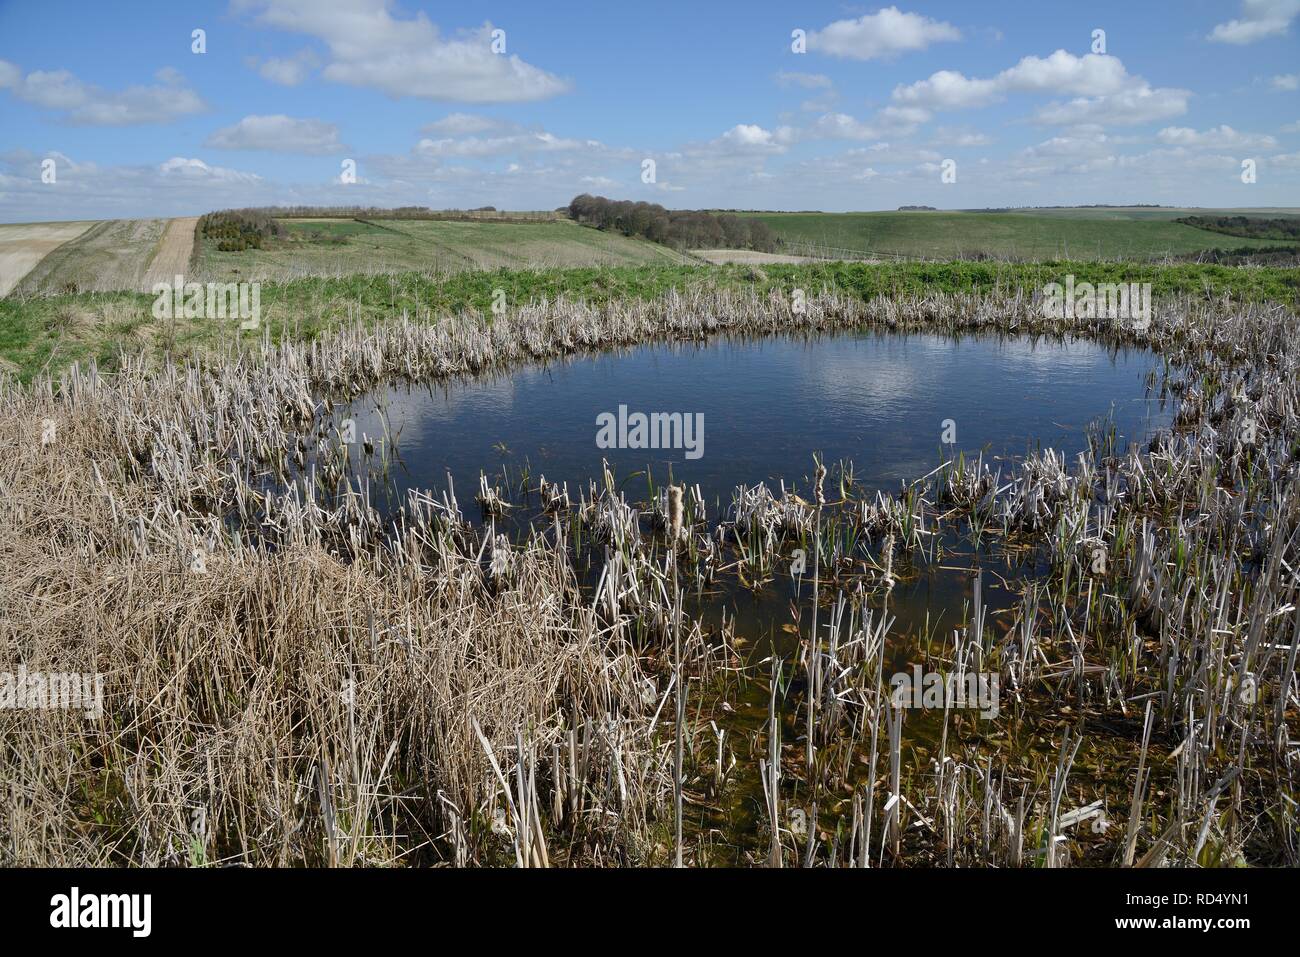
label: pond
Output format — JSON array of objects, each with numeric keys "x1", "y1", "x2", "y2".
[
  {"x1": 330, "y1": 329, "x2": 1171, "y2": 516},
  {"x1": 312, "y1": 326, "x2": 1174, "y2": 675}
]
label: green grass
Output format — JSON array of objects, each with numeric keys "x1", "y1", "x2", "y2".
[
  {"x1": 191, "y1": 217, "x2": 688, "y2": 284},
  {"x1": 280, "y1": 219, "x2": 388, "y2": 239},
  {"x1": 2, "y1": 260, "x2": 1296, "y2": 384},
  {"x1": 754, "y1": 210, "x2": 1300, "y2": 260}
]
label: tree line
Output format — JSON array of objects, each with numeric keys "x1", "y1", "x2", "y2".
[
  {"x1": 1177, "y1": 215, "x2": 1300, "y2": 241},
  {"x1": 566, "y1": 195, "x2": 779, "y2": 252},
  {"x1": 214, "y1": 205, "x2": 561, "y2": 222}
]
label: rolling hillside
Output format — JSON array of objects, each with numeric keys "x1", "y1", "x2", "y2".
[
  {"x1": 753, "y1": 210, "x2": 1299, "y2": 260},
  {"x1": 191, "y1": 217, "x2": 690, "y2": 284}
]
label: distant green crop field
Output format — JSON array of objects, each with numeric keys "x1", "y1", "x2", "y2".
[
  {"x1": 753, "y1": 211, "x2": 1299, "y2": 260},
  {"x1": 192, "y1": 217, "x2": 688, "y2": 283},
  {"x1": 989, "y1": 206, "x2": 1300, "y2": 221}
]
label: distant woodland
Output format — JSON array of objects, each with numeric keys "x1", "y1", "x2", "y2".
[{"x1": 567, "y1": 194, "x2": 779, "y2": 251}]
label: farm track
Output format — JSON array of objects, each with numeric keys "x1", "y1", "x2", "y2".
[
  {"x1": 141, "y1": 217, "x2": 200, "y2": 291},
  {"x1": 694, "y1": 248, "x2": 843, "y2": 265}
]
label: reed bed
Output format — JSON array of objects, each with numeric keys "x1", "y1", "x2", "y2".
[{"x1": 1, "y1": 283, "x2": 1297, "y2": 867}]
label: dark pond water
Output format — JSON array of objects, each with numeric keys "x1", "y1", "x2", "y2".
[{"x1": 332, "y1": 329, "x2": 1171, "y2": 513}]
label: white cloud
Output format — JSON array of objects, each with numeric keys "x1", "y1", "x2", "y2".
[
  {"x1": 1021, "y1": 129, "x2": 1122, "y2": 160},
  {"x1": 776, "y1": 71, "x2": 832, "y2": 89},
  {"x1": 1156, "y1": 125, "x2": 1277, "y2": 150},
  {"x1": 1272, "y1": 73, "x2": 1300, "y2": 90},
  {"x1": 1281, "y1": 119, "x2": 1300, "y2": 132},
  {"x1": 423, "y1": 113, "x2": 512, "y2": 135},
  {"x1": 204, "y1": 115, "x2": 347, "y2": 154},
  {"x1": 648, "y1": 124, "x2": 799, "y2": 189},
  {"x1": 894, "y1": 52, "x2": 1137, "y2": 110},
  {"x1": 766, "y1": 143, "x2": 949, "y2": 199},
  {"x1": 254, "y1": 50, "x2": 320, "y2": 86},
  {"x1": 806, "y1": 105, "x2": 928, "y2": 141},
  {"x1": 158, "y1": 157, "x2": 263, "y2": 183},
  {"x1": 0, "y1": 150, "x2": 276, "y2": 220},
  {"x1": 879, "y1": 105, "x2": 932, "y2": 125},
  {"x1": 809, "y1": 113, "x2": 883, "y2": 140},
  {"x1": 800, "y1": 94, "x2": 839, "y2": 113},
  {"x1": 998, "y1": 51, "x2": 1132, "y2": 96},
  {"x1": 415, "y1": 130, "x2": 589, "y2": 158},
  {"x1": 807, "y1": 7, "x2": 960, "y2": 60},
  {"x1": 934, "y1": 128, "x2": 994, "y2": 147},
  {"x1": 799, "y1": 143, "x2": 942, "y2": 175},
  {"x1": 893, "y1": 70, "x2": 1000, "y2": 109},
  {"x1": 0, "y1": 62, "x2": 205, "y2": 125},
  {"x1": 1032, "y1": 85, "x2": 1191, "y2": 126},
  {"x1": 1208, "y1": 0, "x2": 1300, "y2": 43},
  {"x1": 670, "y1": 125, "x2": 798, "y2": 161},
  {"x1": 1008, "y1": 140, "x2": 1255, "y2": 182},
  {"x1": 710, "y1": 124, "x2": 795, "y2": 153},
  {"x1": 240, "y1": 0, "x2": 570, "y2": 103}
]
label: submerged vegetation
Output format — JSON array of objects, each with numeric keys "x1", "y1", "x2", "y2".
[{"x1": 2, "y1": 279, "x2": 1298, "y2": 867}]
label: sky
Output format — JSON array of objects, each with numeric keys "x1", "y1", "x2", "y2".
[{"x1": 1, "y1": 0, "x2": 1298, "y2": 221}]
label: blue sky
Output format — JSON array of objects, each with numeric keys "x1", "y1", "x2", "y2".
[{"x1": 1, "y1": 0, "x2": 1298, "y2": 221}]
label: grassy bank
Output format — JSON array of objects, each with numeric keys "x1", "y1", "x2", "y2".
[{"x1": 2, "y1": 260, "x2": 1297, "y2": 383}]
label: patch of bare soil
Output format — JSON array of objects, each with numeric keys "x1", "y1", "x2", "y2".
[{"x1": 141, "y1": 217, "x2": 200, "y2": 290}]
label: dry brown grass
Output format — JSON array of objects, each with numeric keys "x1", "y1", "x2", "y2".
[{"x1": 0, "y1": 371, "x2": 674, "y2": 866}]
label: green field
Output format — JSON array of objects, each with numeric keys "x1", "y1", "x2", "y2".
[
  {"x1": 4, "y1": 259, "x2": 1297, "y2": 383},
  {"x1": 991, "y1": 206, "x2": 1300, "y2": 220},
  {"x1": 192, "y1": 217, "x2": 690, "y2": 283},
  {"x1": 754, "y1": 210, "x2": 1300, "y2": 260}
]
